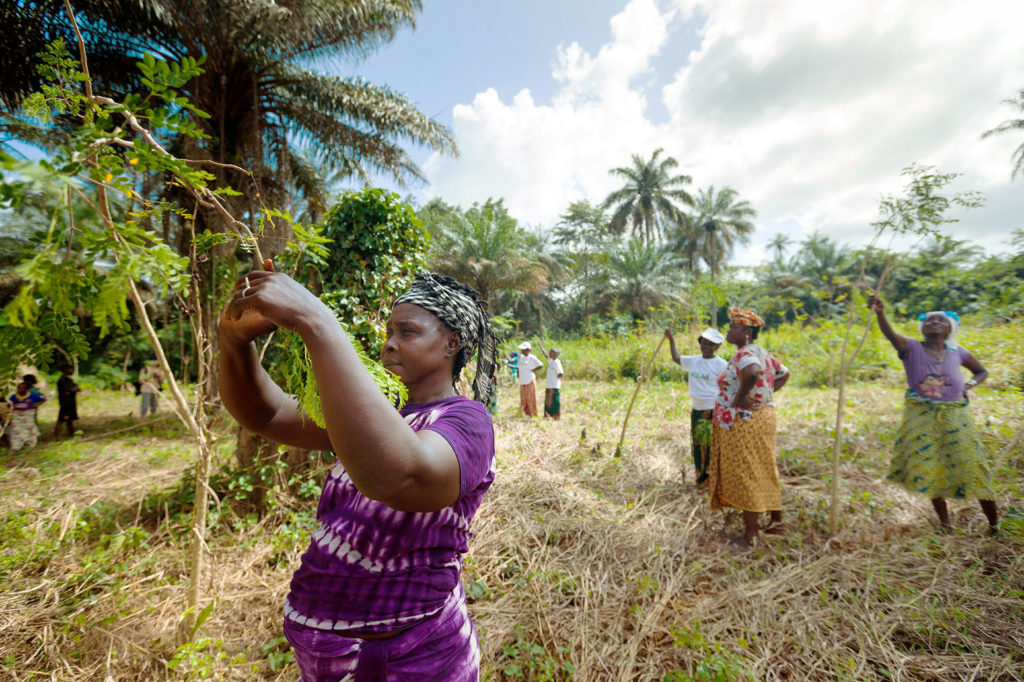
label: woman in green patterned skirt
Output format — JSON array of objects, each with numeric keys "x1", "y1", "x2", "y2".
[{"x1": 868, "y1": 296, "x2": 998, "y2": 533}]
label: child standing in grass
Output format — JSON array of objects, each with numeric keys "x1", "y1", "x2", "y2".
[
  {"x1": 54, "y1": 364, "x2": 80, "y2": 438},
  {"x1": 664, "y1": 328, "x2": 727, "y2": 485},
  {"x1": 8, "y1": 381, "x2": 46, "y2": 452}
]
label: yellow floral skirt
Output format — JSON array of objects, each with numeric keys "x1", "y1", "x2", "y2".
[
  {"x1": 887, "y1": 391, "x2": 995, "y2": 500},
  {"x1": 709, "y1": 406, "x2": 781, "y2": 513}
]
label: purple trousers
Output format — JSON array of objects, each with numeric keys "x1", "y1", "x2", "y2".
[{"x1": 283, "y1": 588, "x2": 479, "y2": 682}]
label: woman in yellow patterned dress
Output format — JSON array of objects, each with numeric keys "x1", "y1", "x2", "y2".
[
  {"x1": 708, "y1": 308, "x2": 791, "y2": 549},
  {"x1": 867, "y1": 297, "x2": 997, "y2": 533}
]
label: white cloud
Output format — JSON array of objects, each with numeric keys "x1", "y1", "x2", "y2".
[{"x1": 422, "y1": 0, "x2": 1024, "y2": 262}]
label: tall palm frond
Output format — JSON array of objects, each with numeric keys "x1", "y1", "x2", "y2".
[
  {"x1": 982, "y1": 89, "x2": 1024, "y2": 179},
  {"x1": 427, "y1": 199, "x2": 550, "y2": 305},
  {"x1": 585, "y1": 238, "x2": 684, "y2": 318},
  {"x1": 603, "y1": 148, "x2": 694, "y2": 244},
  {"x1": 0, "y1": 0, "x2": 455, "y2": 218},
  {"x1": 686, "y1": 186, "x2": 756, "y2": 276}
]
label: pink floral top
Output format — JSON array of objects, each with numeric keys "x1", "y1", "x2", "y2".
[{"x1": 712, "y1": 344, "x2": 788, "y2": 430}]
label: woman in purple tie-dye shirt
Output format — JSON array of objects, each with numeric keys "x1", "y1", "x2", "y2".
[{"x1": 220, "y1": 262, "x2": 498, "y2": 681}]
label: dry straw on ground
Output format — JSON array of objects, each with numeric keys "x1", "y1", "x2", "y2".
[{"x1": 1, "y1": 382, "x2": 1022, "y2": 680}]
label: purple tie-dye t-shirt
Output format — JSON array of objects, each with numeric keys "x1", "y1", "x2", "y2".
[
  {"x1": 899, "y1": 338, "x2": 971, "y2": 402},
  {"x1": 284, "y1": 395, "x2": 495, "y2": 635}
]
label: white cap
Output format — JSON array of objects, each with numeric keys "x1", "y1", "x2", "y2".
[
  {"x1": 700, "y1": 328, "x2": 725, "y2": 344},
  {"x1": 518, "y1": 341, "x2": 531, "y2": 350}
]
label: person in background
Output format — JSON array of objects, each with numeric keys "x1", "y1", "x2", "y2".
[
  {"x1": 708, "y1": 308, "x2": 790, "y2": 550},
  {"x1": 219, "y1": 264, "x2": 498, "y2": 680},
  {"x1": 8, "y1": 381, "x2": 46, "y2": 452},
  {"x1": 488, "y1": 371, "x2": 499, "y2": 417},
  {"x1": 138, "y1": 355, "x2": 162, "y2": 417},
  {"x1": 664, "y1": 327, "x2": 728, "y2": 486},
  {"x1": 23, "y1": 374, "x2": 43, "y2": 427},
  {"x1": 506, "y1": 350, "x2": 519, "y2": 386},
  {"x1": 536, "y1": 342, "x2": 564, "y2": 420},
  {"x1": 867, "y1": 297, "x2": 998, "y2": 534},
  {"x1": 0, "y1": 393, "x2": 11, "y2": 449},
  {"x1": 514, "y1": 341, "x2": 543, "y2": 417},
  {"x1": 54, "y1": 364, "x2": 81, "y2": 438}
]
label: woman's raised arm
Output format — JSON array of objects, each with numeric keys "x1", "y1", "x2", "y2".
[{"x1": 867, "y1": 296, "x2": 907, "y2": 354}]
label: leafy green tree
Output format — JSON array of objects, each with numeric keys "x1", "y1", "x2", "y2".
[
  {"x1": 237, "y1": 188, "x2": 426, "y2": 512},
  {"x1": 982, "y1": 88, "x2": 1024, "y2": 179},
  {"x1": 603, "y1": 148, "x2": 694, "y2": 244},
  {"x1": 315, "y1": 188, "x2": 429, "y2": 351},
  {"x1": 826, "y1": 164, "x2": 982, "y2": 536},
  {"x1": 552, "y1": 200, "x2": 614, "y2": 333},
  {"x1": 503, "y1": 227, "x2": 570, "y2": 336}
]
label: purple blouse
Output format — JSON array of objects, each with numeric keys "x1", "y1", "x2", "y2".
[
  {"x1": 899, "y1": 338, "x2": 971, "y2": 402},
  {"x1": 284, "y1": 396, "x2": 495, "y2": 635}
]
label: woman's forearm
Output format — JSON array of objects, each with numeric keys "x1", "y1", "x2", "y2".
[
  {"x1": 664, "y1": 332, "x2": 681, "y2": 363},
  {"x1": 218, "y1": 331, "x2": 293, "y2": 431},
  {"x1": 874, "y1": 309, "x2": 905, "y2": 351},
  {"x1": 296, "y1": 313, "x2": 429, "y2": 502}
]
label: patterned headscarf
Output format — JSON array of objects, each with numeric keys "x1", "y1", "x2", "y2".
[
  {"x1": 393, "y1": 273, "x2": 498, "y2": 405},
  {"x1": 727, "y1": 307, "x2": 765, "y2": 328},
  {"x1": 918, "y1": 310, "x2": 959, "y2": 350}
]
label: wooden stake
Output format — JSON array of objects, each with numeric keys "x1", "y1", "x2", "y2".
[{"x1": 614, "y1": 336, "x2": 666, "y2": 458}]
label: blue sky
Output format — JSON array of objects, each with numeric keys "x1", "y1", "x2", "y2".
[
  {"x1": 333, "y1": 0, "x2": 703, "y2": 182},
  {"x1": 326, "y1": 0, "x2": 1024, "y2": 265}
]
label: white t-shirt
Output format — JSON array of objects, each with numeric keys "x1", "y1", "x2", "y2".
[
  {"x1": 545, "y1": 358, "x2": 564, "y2": 389},
  {"x1": 678, "y1": 355, "x2": 727, "y2": 410},
  {"x1": 517, "y1": 353, "x2": 544, "y2": 385}
]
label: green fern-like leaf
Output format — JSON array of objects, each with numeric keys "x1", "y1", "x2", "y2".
[{"x1": 280, "y1": 316, "x2": 406, "y2": 429}]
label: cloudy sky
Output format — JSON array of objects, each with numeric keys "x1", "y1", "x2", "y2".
[{"x1": 339, "y1": 0, "x2": 1024, "y2": 266}]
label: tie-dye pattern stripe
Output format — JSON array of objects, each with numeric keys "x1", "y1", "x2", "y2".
[
  {"x1": 285, "y1": 584, "x2": 480, "y2": 681},
  {"x1": 286, "y1": 396, "x2": 495, "y2": 636}
]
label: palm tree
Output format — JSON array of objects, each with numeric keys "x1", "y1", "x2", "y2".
[
  {"x1": 585, "y1": 238, "x2": 684, "y2": 319},
  {"x1": 1, "y1": 0, "x2": 456, "y2": 238},
  {"x1": 552, "y1": 200, "x2": 614, "y2": 332},
  {"x1": 426, "y1": 198, "x2": 550, "y2": 306},
  {"x1": 603, "y1": 148, "x2": 694, "y2": 244},
  {"x1": 690, "y1": 186, "x2": 756, "y2": 275},
  {"x1": 982, "y1": 89, "x2": 1024, "y2": 179},
  {"x1": 792, "y1": 231, "x2": 855, "y2": 317},
  {"x1": 678, "y1": 186, "x2": 756, "y2": 325},
  {"x1": 767, "y1": 233, "x2": 793, "y2": 263}
]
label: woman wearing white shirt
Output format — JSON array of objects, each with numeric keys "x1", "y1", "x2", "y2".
[
  {"x1": 516, "y1": 342, "x2": 544, "y2": 417},
  {"x1": 664, "y1": 327, "x2": 727, "y2": 485}
]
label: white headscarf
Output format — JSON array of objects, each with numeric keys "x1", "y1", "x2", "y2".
[{"x1": 918, "y1": 311, "x2": 959, "y2": 350}]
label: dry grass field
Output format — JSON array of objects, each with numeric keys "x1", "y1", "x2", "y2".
[{"x1": 1, "y1": 376, "x2": 1022, "y2": 680}]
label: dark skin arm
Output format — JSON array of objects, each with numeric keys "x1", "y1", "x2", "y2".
[
  {"x1": 961, "y1": 352, "x2": 988, "y2": 400},
  {"x1": 664, "y1": 328, "x2": 682, "y2": 364},
  {"x1": 774, "y1": 370, "x2": 790, "y2": 392},
  {"x1": 867, "y1": 296, "x2": 908, "y2": 354},
  {"x1": 732, "y1": 364, "x2": 761, "y2": 410},
  {"x1": 218, "y1": 264, "x2": 461, "y2": 513}
]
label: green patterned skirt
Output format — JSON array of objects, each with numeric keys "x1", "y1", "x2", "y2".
[{"x1": 887, "y1": 391, "x2": 995, "y2": 500}]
